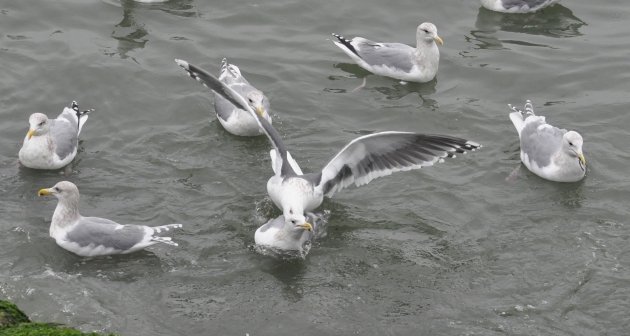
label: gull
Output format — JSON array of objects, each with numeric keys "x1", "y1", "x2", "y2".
[
  {"x1": 38, "y1": 181, "x2": 183, "y2": 257},
  {"x1": 254, "y1": 212, "x2": 328, "y2": 257},
  {"x1": 174, "y1": 58, "x2": 481, "y2": 251},
  {"x1": 331, "y1": 23, "x2": 443, "y2": 85},
  {"x1": 480, "y1": 0, "x2": 560, "y2": 13},
  {"x1": 18, "y1": 101, "x2": 92, "y2": 170},
  {"x1": 176, "y1": 58, "x2": 272, "y2": 136},
  {"x1": 508, "y1": 99, "x2": 586, "y2": 182}
]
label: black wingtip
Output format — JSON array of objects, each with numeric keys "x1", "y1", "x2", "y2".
[
  {"x1": 70, "y1": 101, "x2": 93, "y2": 128},
  {"x1": 332, "y1": 33, "x2": 359, "y2": 57}
]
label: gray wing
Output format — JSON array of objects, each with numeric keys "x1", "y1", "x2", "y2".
[
  {"x1": 312, "y1": 132, "x2": 480, "y2": 197},
  {"x1": 257, "y1": 216, "x2": 285, "y2": 234},
  {"x1": 356, "y1": 41, "x2": 415, "y2": 72},
  {"x1": 176, "y1": 59, "x2": 296, "y2": 176},
  {"x1": 65, "y1": 217, "x2": 149, "y2": 251},
  {"x1": 49, "y1": 114, "x2": 79, "y2": 160},
  {"x1": 212, "y1": 83, "x2": 269, "y2": 122},
  {"x1": 520, "y1": 119, "x2": 565, "y2": 168},
  {"x1": 213, "y1": 92, "x2": 240, "y2": 122}
]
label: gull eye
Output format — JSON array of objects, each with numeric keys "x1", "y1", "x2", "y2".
[
  {"x1": 38, "y1": 121, "x2": 45, "y2": 126},
  {"x1": 54, "y1": 187, "x2": 61, "y2": 192},
  {"x1": 568, "y1": 141, "x2": 573, "y2": 146},
  {"x1": 291, "y1": 220, "x2": 296, "y2": 224},
  {"x1": 248, "y1": 98, "x2": 253, "y2": 103}
]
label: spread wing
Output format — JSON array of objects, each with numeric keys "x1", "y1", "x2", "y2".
[{"x1": 313, "y1": 132, "x2": 480, "y2": 197}]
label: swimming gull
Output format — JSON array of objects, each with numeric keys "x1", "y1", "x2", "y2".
[
  {"x1": 18, "y1": 101, "x2": 92, "y2": 170},
  {"x1": 255, "y1": 212, "x2": 328, "y2": 257},
  {"x1": 38, "y1": 181, "x2": 183, "y2": 257},
  {"x1": 480, "y1": 0, "x2": 560, "y2": 13},
  {"x1": 176, "y1": 59, "x2": 481, "y2": 251},
  {"x1": 175, "y1": 58, "x2": 272, "y2": 136},
  {"x1": 508, "y1": 99, "x2": 585, "y2": 182},
  {"x1": 331, "y1": 22, "x2": 443, "y2": 83}
]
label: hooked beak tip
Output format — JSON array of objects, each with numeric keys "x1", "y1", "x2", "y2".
[
  {"x1": 255, "y1": 106, "x2": 267, "y2": 118},
  {"x1": 434, "y1": 36, "x2": 444, "y2": 46},
  {"x1": 27, "y1": 129, "x2": 35, "y2": 139},
  {"x1": 38, "y1": 188, "x2": 51, "y2": 197},
  {"x1": 578, "y1": 153, "x2": 586, "y2": 166}
]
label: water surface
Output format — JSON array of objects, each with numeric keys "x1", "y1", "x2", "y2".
[{"x1": 1, "y1": 0, "x2": 629, "y2": 335}]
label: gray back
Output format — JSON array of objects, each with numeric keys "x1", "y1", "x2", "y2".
[
  {"x1": 357, "y1": 41, "x2": 415, "y2": 72},
  {"x1": 50, "y1": 114, "x2": 79, "y2": 160},
  {"x1": 520, "y1": 119, "x2": 565, "y2": 167},
  {"x1": 66, "y1": 217, "x2": 147, "y2": 251}
]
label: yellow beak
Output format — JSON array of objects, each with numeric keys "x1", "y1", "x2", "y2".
[
  {"x1": 27, "y1": 129, "x2": 35, "y2": 140},
  {"x1": 298, "y1": 223, "x2": 313, "y2": 231},
  {"x1": 578, "y1": 153, "x2": 586, "y2": 166},
  {"x1": 38, "y1": 188, "x2": 51, "y2": 196},
  {"x1": 255, "y1": 106, "x2": 267, "y2": 118},
  {"x1": 434, "y1": 35, "x2": 444, "y2": 46}
]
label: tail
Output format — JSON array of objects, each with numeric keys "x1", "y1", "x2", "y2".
[
  {"x1": 220, "y1": 57, "x2": 229, "y2": 74},
  {"x1": 151, "y1": 223, "x2": 183, "y2": 234},
  {"x1": 150, "y1": 224, "x2": 182, "y2": 246},
  {"x1": 508, "y1": 99, "x2": 535, "y2": 136},
  {"x1": 151, "y1": 236, "x2": 178, "y2": 247},
  {"x1": 71, "y1": 100, "x2": 94, "y2": 135},
  {"x1": 219, "y1": 57, "x2": 241, "y2": 81},
  {"x1": 332, "y1": 33, "x2": 359, "y2": 57}
]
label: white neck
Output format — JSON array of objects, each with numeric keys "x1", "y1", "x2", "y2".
[
  {"x1": 50, "y1": 198, "x2": 81, "y2": 236},
  {"x1": 414, "y1": 40, "x2": 439, "y2": 67},
  {"x1": 553, "y1": 151, "x2": 584, "y2": 177}
]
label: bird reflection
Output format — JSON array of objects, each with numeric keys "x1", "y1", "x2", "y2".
[
  {"x1": 111, "y1": 0, "x2": 149, "y2": 59},
  {"x1": 330, "y1": 62, "x2": 438, "y2": 102},
  {"x1": 470, "y1": 4, "x2": 586, "y2": 50},
  {"x1": 108, "y1": 0, "x2": 196, "y2": 59},
  {"x1": 257, "y1": 257, "x2": 309, "y2": 302}
]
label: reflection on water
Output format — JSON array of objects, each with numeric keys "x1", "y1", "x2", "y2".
[
  {"x1": 111, "y1": 0, "x2": 149, "y2": 59},
  {"x1": 107, "y1": 0, "x2": 197, "y2": 58},
  {"x1": 373, "y1": 79, "x2": 437, "y2": 103},
  {"x1": 469, "y1": 4, "x2": 586, "y2": 50},
  {"x1": 256, "y1": 256, "x2": 309, "y2": 302},
  {"x1": 552, "y1": 180, "x2": 585, "y2": 209},
  {"x1": 329, "y1": 62, "x2": 438, "y2": 102}
]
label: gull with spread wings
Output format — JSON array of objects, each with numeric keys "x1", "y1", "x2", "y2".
[{"x1": 176, "y1": 59, "x2": 480, "y2": 251}]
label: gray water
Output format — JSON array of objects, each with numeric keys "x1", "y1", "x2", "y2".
[{"x1": 1, "y1": 0, "x2": 629, "y2": 335}]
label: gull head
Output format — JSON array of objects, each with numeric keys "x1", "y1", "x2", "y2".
[
  {"x1": 38, "y1": 181, "x2": 80, "y2": 202},
  {"x1": 563, "y1": 131, "x2": 586, "y2": 169},
  {"x1": 284, "y1": 208, "x2": 313, "y2": 232},
  {"x1": 417, "y1": 22, "x2": 443, "y2": 46},
  {"x1": 245, "y1": 90, "x2": 271, "y2": 123},
  {"x1": 26, "y1": 113, "x2": 50, "y2": 139}
]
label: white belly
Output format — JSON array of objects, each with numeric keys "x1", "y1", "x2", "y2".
[
  {"x1": 19, "y1": 136, "x2": 75, "y2": 169},
  {"x1": 217, "y1": 109, "x2": 264, "y2": 136}
]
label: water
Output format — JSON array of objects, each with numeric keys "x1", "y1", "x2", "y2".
[{"x1": 1, "y1": 0, "x2": 629, "y2": 334}]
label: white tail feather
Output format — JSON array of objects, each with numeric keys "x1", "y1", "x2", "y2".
[
  {"x1": 508, "y1": 99, "x2": 536, "y2": 136},
  {"x1": 152, "y1": 236, "x2": 178, "y2": 246}
]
